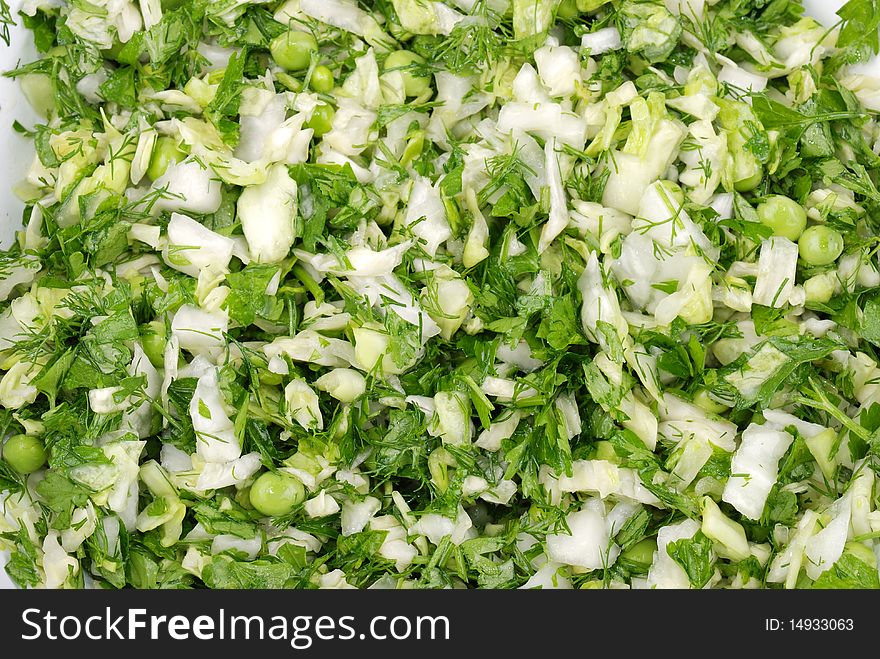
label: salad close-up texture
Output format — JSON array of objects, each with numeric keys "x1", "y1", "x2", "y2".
[{"x1": 1, "y1": 0, "x2": 880, "y2": 590}]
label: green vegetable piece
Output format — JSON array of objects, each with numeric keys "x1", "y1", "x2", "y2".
[
  {"x1": 756, "y1": 195, "x2": 807, "y2": 241},
  {"x1": 384, "y1": 50, "x2": 430, "y2": 97},
  {"x1": 733, "y1": 169, "x2": 763, "y2": 192},
  {"x1": 620, "y1": 537, "x2": 656, "y2": 568},
  {"x1": 3, "y1": 434, "x2": 48, "y2": 474},
  {"x1": 557, "y1": 0, "x2": 578, "y2": 19},
  {"x1": 270, "y1": 30, "x2": 318, "y2": 72},
  {"x1": 798, "y1": 225, "x2": 844, "y2": 266},
  {"x1": 306, "y1": 103, "x2": 335, "y2": 137},
  {"x1": 249, "y1": 472, "x2": 306, "y2": 517},
  {"x1": 140, "y1": 320, "x2": 167, "y2": 368},
  {"x1": 147, "y1": 136, "x2": 185, "y2": 181},
  {"x1": 309, "y1": 65, "x2": 335, "y2": 92}
]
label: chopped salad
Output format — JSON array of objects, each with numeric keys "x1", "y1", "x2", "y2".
[{"x1": 1, "y1": 0, "x2": 880, "y2": 589}]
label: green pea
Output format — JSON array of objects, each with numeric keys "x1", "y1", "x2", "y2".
[
  {"x1": 306, "y1": 103, "x2": 335, "y2": 137},
  {"x1": 309, "y1": 65, "x2": 335, "y2": 92},
  {"x1": 733, "y1": 167, "x2": 763, "y2": 192},
  {"x1": 557, "y1": 0, "x2": 579, "y2": 19},
  {"x1": 756, "y1": 195, "x2": 807, "y2": 241},
  {"x1": 140, "y1": 320, "x2": 166, "y2": 368},
  {"x1": 384, "y1": 50, "x2": 430, "y2": 97},
  {"x1": 269, "y1": 30, "x2": 318, "y2": 72},
  {"x1": 147, "y1": 136, "x2": 185, "y2": 182},
  {"x1": 798, "y1": 225, "x2": 844, "y2": 266},
  {"x1": 249, "y1": 471, "x2": 306, "y2": 517},
  {"x1": 3, "y1": 434, "x2": 48, "y2": 474}
]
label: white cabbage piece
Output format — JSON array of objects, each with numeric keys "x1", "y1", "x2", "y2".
[
  {"x1": 422, "y1": 267, "x2": 472, "y2": 340},
  {"x1": 101, "y1": 439, "x2": 147, "y2": 532},
  {"x1": 429, "y1": 72, "x2": 493, "y2": 141},
  {"x1": 348, "y1": 273, "x2": 441, "y2": 342},
  {"x1": 722, "y1": 419, "x2": 795, "y2": 520},
  {"x1": 581, "y1": 27, "x2": 622, "y2": 55},
  {"x1": 410, "y1": 506, "x2": 474, "y2": 546},
  {"x1": 601, "y1": 120, "x2": 685, "y2": 216},
  {"x1": 370, "y1": 515, "x2": 418, "y2": 571},
  {"x1": 766, "y1": 509, "x2": 820, "y2": 588},
  {"x1": 163, "y1": 212, "x2": 235, "y2": 278},
  {"x1": 237, "y1": 164, "x2": 298, "y2": 263},
  {"x1": 659, "y1": 394, "x2": 738, "y2": 487},
  {"x1": 211, "y1": 533, "x2": 261, "y2": 559},
  {"x1": 840, "y1": 74, "x2": 880, "y2": 113},
  {"x1": 196, "y1": 453, "x2": 262, "y2": 491},
  {"x1": 652, "y1": 261, "x2": 714, "y2": 326},
  {"x1": 264, "y1": 330, "x2": 358, "y2": 369},
  {"x1": 850, "y1": 461, "x2": 874, "y2": 539},
  {"x1": 300, "y1": 0, "x2": 373, "y2": 35},
  {"x1": 60, "y1": 504, "x2": 98, "y2": 552},
  {"x1": 717, "y1": 62, "x2": 767, "y2": 93},
  {"x1": 520, "y1": 562, "x2": 572, "y2": 590},
  {"x1": 191, "y1": 367, "x2": 241, "y2": 463},
  {"x1": 772, "y1": 17, "x2": 833, "y2": 73},
  {"x1": 428, "y1": 390, "x2": 471, "y2": 446},
  {"x1": 342, "y1": 48, "x2": 383, "y2": 109},
  {"x1": 475, "y1": 410, "x2": 522, "y2": 451},
  {"x1": 42, "y1": 530, "x2": 79, "y2": 589},
  {"x1": 153, "y1": 158, "x2": 222, "y2": 215},
  {"x1": 534, "y1": 42, "x2": 581, "y2": 97},
  {"x1": 65, "y1": 0, "x2": 142, "y2": 49},
  {"x1": 314, "y1": 368, "x2": 367, "y2": 403},
  {"x1": 304, "y1": 491, "x2": 342, "y2": 518},
  {"x1": 677, "y1": 119, "x2": 727, "y2": 203},
  {"x1": 402, "y1": 177, "x2": 451, "y2": 257},
  {"x1": 0, "y1": 293, "x2": 42, "y2": 351},
  {"x1": 294, "y1": 241, "x2": 412, "y2": 278},
  {"x1": 646, "y1": 518, "x2": 702, "y2": 589},
  {"x1": 285, "y1": 378, "x2": 323, "y2": 431},
  {"x1": 803, "y1": 493, "x2": 852, "y2": 580},
  {"x1": 322, "y1": 98, "x2": 377, "y2": 156},
  {"x1": 546, "y1": 500, "x2": 619, "y2": 569},
  {"x1": 512, "y1": 63, "x2": 551, "y2": 105},
  {"x1": 119, "y1": 343, "x2": 161, "y2": 438},
  {"x1": 0, "y1": 361, "x2": 40, "y2": 410},
  {"x1": 537, "y1": 138, "x2": 570, "y2": 253},
  {"x1": 700, "y1": 496, "x2": 750, "y2": 561},
  {"x1": 578, "y1": 252, "x2": 629, "y2": 351},
  {"x1": 171, "y1": 305, "x2": 228, "y2": 358},
  {"x1": 632, "y1": 181, "x2": 717, "y2": 257},
  {"x1": 752, "y1": 237, "x2": 798, "y2": 308},
  {"x1": 512, "y1": 0, "x2": 555, "y2": 38},
  {"x1": 391, "y1": 0, "x2": 463, "y2": 35},
  {"x1": 0, "y1": 254, "x2": 41, "y2": 301},
  {"x1": 236, "y1": 90, "x2": 287, "y2": 162},
  {"x1": 548, "y1": 460, "x2": 660, "y2": 505},
  {"x1": 724, "y1": 342, "x2": 790, "y2": 402},
  {"x1": 341, "y1": 496, "x2": 382, "y2": 536},
  {"x1": 569, "y1": 201, "x2": 633, "y2": 254},
  {"x1": 497, "y1": 101, "x2": 587, "y2": 151}
]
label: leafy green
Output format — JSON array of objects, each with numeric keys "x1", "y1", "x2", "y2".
[{"x1": 666, "y1": 531, "x2": 715, "y2": 589}]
